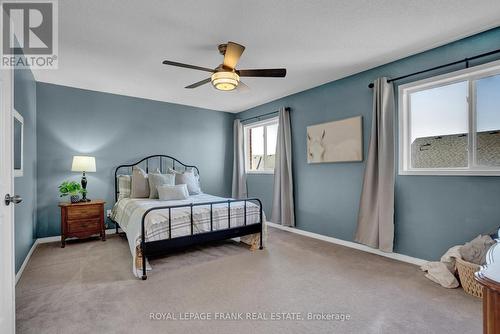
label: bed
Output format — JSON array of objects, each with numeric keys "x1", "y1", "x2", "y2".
[{"x1": 109, "y1": 155, "x2": 264, "y2": 280}]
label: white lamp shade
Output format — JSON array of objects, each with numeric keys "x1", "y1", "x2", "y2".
[{"x1": 71, "y1": 156, "x2": 96, "y2": 172}]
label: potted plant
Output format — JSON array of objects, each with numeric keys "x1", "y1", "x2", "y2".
[{"x1": 59, "y1": 181, "x2": 84, "y2": 203}]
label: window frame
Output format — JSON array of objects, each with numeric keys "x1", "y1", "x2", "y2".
[
  {"x1": 13, "y1": 109, "x2": 23, "y2": 178},
  {"x1": 243, "y1": 116, "x2": 279, "y2": 174},
  {"x1": 399, "y1": 59, "x2": 500, "y2": 176}
]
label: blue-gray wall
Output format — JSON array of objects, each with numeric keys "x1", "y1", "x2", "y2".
[
  {"x1": 237, "y1": 27, "x2": 500, "y2": 261},
  {"x1": 36, "y1": 83, "x2": 234, "y2": 237},
  {"x1": 14, "y1": 64, "x2": 37, "y2": 272}
]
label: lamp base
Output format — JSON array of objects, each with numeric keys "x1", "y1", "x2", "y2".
[{"x1": 80, "y1": 172, "x2": 90, "y2": 202}]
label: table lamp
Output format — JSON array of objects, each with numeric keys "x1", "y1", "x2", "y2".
[{"x1": 71, "y1": 156, "x2": 96, "y2": 202}]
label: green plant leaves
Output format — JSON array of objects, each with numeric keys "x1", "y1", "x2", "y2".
[{"x1": 58, "y1": 181, "x2": 83, "y2": 197}]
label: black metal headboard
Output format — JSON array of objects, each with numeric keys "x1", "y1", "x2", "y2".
[{"x1": 114, "y1": 155, "x2": 200, "y2": 202}]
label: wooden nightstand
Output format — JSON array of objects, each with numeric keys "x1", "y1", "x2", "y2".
[{"x1": 59, "y1": 200, "x2": 106, "y2": 248}]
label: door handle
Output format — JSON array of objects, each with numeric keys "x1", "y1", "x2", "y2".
[{"x1": 5, "y1": 194, "x2": 22, "y2": 205}]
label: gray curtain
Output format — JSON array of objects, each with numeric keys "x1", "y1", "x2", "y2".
[
  {"x1": 271, "y1": 107, "x2": 295, "y2": 226},
  {"x1": 354, "y1": 77, "x2": 395, "y2": 252},
  {"x1": 232, "y1": 119, "x2": 247, "y2": 199}
]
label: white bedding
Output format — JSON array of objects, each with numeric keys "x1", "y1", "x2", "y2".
[{"x1": 111, "y1": 194, "x2": 264, "y2": 277}]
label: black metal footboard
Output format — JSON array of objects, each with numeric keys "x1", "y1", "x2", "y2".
[{"x1": 139, "y1": 198, "x2": 263, "y2": 280}]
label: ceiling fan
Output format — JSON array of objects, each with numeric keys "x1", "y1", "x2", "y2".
[{"x1": 162, "y1": 41, "x2": 286, "y2": 91}]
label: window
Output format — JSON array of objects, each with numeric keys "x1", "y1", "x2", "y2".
[
  {"x1": 244, "y1": 117, "x2": 279, "y2": 173},
  {"x1": 13, "y1": 109, "x2": 23, "y2": 177},
  {"x1": 399, "y1": 60, "x2": 500, "y2": 175}
]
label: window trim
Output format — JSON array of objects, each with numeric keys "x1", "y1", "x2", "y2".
[
  {"x1": 243, "y1": 116, "x2": 279, "y2": 174},
  {"x1": 13, "y1": 109, "x2": 23, "y2": 178},
  {"x1": 399, "y1": 59, "x2": 500, "y2": 176}
]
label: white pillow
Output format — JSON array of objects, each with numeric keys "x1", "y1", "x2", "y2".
[
  {"x1": 117, "y1": 175, "x2": 131, "y2": 200},
  {"x1": 130, "y1": 166, "x2": 149, "y2": 198},
  {"x1": 148, "y1": 172, "x2": 175, "y2": 199},
  {"x1": 168, "y1": 168, "x2": 201, "y2": 195},
  {"x1": 157, "y1": 184, "x2": 190, "y2": 201}
]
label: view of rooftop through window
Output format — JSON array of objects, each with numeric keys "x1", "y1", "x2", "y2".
[
  {"x1": 410, "y1": 81, "x2": 468, "y2": 143},
  {"x1": 477, "y1": 74, "x2": 500, "y2": 132},
  {"x1": 245, "y1": 118, "x2": 279, "y2": 172},
  {"x1": 409, "y1": 73, "x2": 500, "y2": 169}
]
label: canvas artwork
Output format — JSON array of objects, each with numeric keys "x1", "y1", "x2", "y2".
[{"x1": 307, "y1": 116, "x2": 363, "y2": 163}]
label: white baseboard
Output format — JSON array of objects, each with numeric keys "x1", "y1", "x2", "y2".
[
  {"x1": 36, "y1": 235, "x2": 59, "y2": 243},
  {"x1": 16, "y1": 228, "x2": 118, "y2": 284},
  {"x1": 37, "y1": 228, "x2": 118, "y2": 244},
  {"x1": 15, "y1": 239, "x2": 39, "y2": 285},
  {"x1": 266, "y1": 222, "x2": 426, "y2": 266}
]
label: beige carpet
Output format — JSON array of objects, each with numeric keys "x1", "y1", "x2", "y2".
[{"x1": 16, "y1": 227, "x2": 481, "y2": 334}]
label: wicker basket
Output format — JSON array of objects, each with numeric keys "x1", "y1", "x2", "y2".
[{"x1": 456, "y1": 257, "x2": 483, "y2": 298}]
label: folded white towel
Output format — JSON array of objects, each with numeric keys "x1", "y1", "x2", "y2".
[
  {"x1": 440, "y1": 245, "x2": 462, "y2": 272},
  {"x1": 420, "y1": 245, "x2": 462, "y2": 289},
  {"x1": 421, "y1": 261, "x2": 459, "y2": 288}
]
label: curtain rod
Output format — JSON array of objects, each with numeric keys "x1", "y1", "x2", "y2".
[
  {"x1": 239, "y1": 107, "x2": 291, "y2": 123},
  {"x1": 368, "y1": 48, "x2": 500, "y2": 88}
]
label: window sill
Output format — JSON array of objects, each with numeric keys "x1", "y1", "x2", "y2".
[
  {"x1": 246, "y1": 171, "x2": 275, "y2": 175},
  {"x1": 399, "y1": 169, "x2": 500, "y2": 176}
]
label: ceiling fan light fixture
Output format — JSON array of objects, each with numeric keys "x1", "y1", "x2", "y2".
[{"x1": 211, "y1": 71, "x2": 239, "y2": 91}]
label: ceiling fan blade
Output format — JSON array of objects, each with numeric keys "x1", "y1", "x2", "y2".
[
  {"x1": 162, "y1": 60, "x2": 214, "y2": 73},
  {"x1": 185, "y1": 78, "x2": 211, "y2": 89},
  {"x1": 223, "y1": 42, "x2": 245, "y2": 69},
  {"x1": 237, "y1": 81, "x2": 250, "y2": 92},
  {"x1": 238, "y1": 68, "x2": 286, "y2": 77}
]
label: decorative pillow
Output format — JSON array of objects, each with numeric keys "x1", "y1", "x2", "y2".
[
  {"x1": 117, "y1": 175, "x2": 131, "y2": 200},
  {"x1": 168, "y1": 168, "x2": 201, "y2": 195},
  {"x1": 130, "y1": 166, "x2": 149, "y2": 198},
  {"x1": 168, "y1": 167, "x2": 198, "y2": 176},
  {"x1": 148, "y1": 172, "x2": 175, "y2": 199},
  {"x1": 157, "y1": 184, "x2": 190, "y2": 201}
]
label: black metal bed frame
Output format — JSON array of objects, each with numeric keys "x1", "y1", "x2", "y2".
[{"x1": 110, "y1": 155, "x2": 263, "y2": 280}]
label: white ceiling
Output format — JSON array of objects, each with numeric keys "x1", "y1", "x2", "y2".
[{"x1": 33, "y1": 0, "x2": 500, "y2": 113}]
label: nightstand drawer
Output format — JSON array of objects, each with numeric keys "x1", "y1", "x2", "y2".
[
  {"x1": 67, "y1": 205, "x2": 101, "y2": 220},
  {"x1": 59, "y1": 199, "x2": 106, "y2": 247},
  {"x1": 67, "y1": 218, "x2": 101, "y2": 233}
]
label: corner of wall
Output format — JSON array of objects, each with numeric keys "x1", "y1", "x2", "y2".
[{"x1": 13, "y1": 53, "x2": 37, "y2": 273}]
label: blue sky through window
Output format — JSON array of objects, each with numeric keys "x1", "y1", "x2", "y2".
[
  {"x1": 410, "y1": 74, "x2": 500, "y2": 143},
  {"x1": 477, "y1": 74, "x2": 500, "y2": 132}
]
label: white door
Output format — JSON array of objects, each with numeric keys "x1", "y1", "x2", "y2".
[{"x1": 0, "y1": 66, "x2": 15, "y2": 333}]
